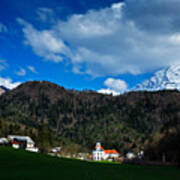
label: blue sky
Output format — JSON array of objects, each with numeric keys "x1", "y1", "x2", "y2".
[{"x1": 0, "y1": 0, "x2": 180, "y2": 94}]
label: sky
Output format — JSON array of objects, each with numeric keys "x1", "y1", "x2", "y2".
[{"x1": 0, "y1": 0, "x2": 180, "y2": 94}]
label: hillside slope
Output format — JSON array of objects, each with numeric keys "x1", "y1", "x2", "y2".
[
  {"x1": 0, "y1": 81, "x2": 180, "y2": 156},
  {"x1": 0, "y1": 147, "x2": 179, "y2": 180}
]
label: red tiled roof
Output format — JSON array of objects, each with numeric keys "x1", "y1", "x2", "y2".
[
  {"x1": 104, "y1": 150, "x2": 118, "y2": 154},
  {"x1": 11, "y1": 141, "x2": 26, "y2": 144},
  {"x1": 11, "y1": 141, "x2": 20, "y2": 144},
  {"x1": 95, "y1": 144, "x2": 119, "y2": 154}
]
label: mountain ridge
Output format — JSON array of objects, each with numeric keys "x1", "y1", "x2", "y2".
[
  {"x1": 0, "y1": 85, "x2": 9, "y2": 95},
  {"x1": 134, "y1": 65, "x2": 180, "y2": 91},
  {"x1": 0, "y1": 80, "x2": 180, "y2": 158}
]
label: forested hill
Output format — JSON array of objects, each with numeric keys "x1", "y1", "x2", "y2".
[{"x1": 0, "y1": 81, "x2": 180, "y2": 161}]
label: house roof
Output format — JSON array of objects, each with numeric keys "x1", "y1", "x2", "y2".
[
  {"x1": 8, "y1": 135, "x2": 35, "y2": 144},
  {"x1": 95, "y1": 144, "x2": 119, "y2": 154},
  {"x1": 11, "y1": 140, "x2": 26, "y2": 144},
  {"x1": 104, "y1": 150, "x2": 118, "y2": 154}
]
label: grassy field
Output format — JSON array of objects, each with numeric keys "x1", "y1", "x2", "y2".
[{"x1": 0, "y1": 147, "x2": 179, "y2": 180}]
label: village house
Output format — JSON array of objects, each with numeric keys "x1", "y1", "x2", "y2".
[
  {"x1": 8, "y1": 135, "x2": 39, "y2": 152},
  {"x1": 126, "y1": 152, "x2": 136, "y2": 160},
  {"x1": 92, "y1": 142, "x2": 119, "y2": 161},
  {"x1": 51, "y1": 147, "x2": 61, "y2": 153},
  {"x1": 0, "y1": 137, "x2": 8, "y2": 145}
]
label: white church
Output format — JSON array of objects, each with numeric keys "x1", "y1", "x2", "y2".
[{"x1": 92, "y1": 142, "x2": 119, "y2": 161}]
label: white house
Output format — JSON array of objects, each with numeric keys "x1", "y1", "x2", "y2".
[
  {"x1": 51, "y1": 147, "x2": 61, "y2": 153},
  {"x1": 126, "y1": 152, "x2": 136, "y2": 160},
  {"x1": 92, "y1": 142, "x2": 119, "y2": 161},
  {"x1": 8, "y1": 135, "x2": 39, "y2": 152},
  {"x1": 0, "y1": 137, "x2": 8, "y2": 145},
  {"x1": 137, "y1": 151, "x2": 144, "y2": 159},
  {"x1": 26, "y1": 147, "x2": 39, "y2": 152}
]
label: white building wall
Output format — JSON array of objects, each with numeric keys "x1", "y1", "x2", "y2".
[
  {"x1": 103, "y1": 153, "x2": 109, "y2": 160},
  {"x1": 26, "y1": 147, "x2": 39, "y2": 152},
  {"x1": 12, "y1": 144, "x2": 20, "y2": 149},
  {"x1": 0, "y1": 138, "x2": 8, "y2": 144},
  {"x1": 26, "y1": 143, "x2": 35, "y2": 148},
  {"x1": 110, "y1": 153, "x2": 119, "y2": 159},
  {"x1": 92, "y1": 150, "x2": 105, "y2": 161}
]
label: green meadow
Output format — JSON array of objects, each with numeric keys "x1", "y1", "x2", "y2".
[{"x1": 0, "y1": 147, "x2": 179, "y2": 180}]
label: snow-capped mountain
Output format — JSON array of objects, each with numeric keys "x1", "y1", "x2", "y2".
[
  {"x1": 134, "y1": 65, "x2": 180, "y2": 91},
  {"x1": 0, "y1": 86, "x2": 8, "y2": 95}
]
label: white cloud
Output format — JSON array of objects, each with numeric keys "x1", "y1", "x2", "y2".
[
  {"x1": 16, "y1": 68, "x2": 26, "y2": 76},
  {"x1": 98, "y1": 88, "x2": 121, "y2": 96},
  {"x1": 0, "y1": 77, "x2": 21, "y2": 89},
  {"x1": 104, "y1": 78, "x2": 128, "y2": 92},
  {"x1": 18, "y1": 0, "x2": 180, "y2": 77},
  {"x1": 98, "y1": 78, "x2": 128, "y2": 96},
  {"x1": 0, "y1": 59, "x2": 8, "y2": 71},
  {"x1": 28, "y1": 66, "x2": 38, "y2": 74},
  {"x1": 0, "y1": 23, "x2": 7, "y2": 33},
  {"x1": 37, "y1": 8, "x2": 54, "y2": 22},
  {"x1": 17, "y1": 18, "x2": 70, "y2": 63},
  {"x1": 123, "y1": 0, "x2": 180, "y2": 34}
]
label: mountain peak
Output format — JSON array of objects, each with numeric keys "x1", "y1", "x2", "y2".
[
  {"x1": 134, "y1": 65, "x2": 180, "y2": 91},
  {"x1": 0, "y1": 86, "x2": 9, "y2": 95}
]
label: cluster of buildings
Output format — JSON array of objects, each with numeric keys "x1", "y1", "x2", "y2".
[
  {"x1": 0, "y1": 135, "x2": 39, "y2": 152},
  {"x1": 0, "y1": 135, "x2": 142, "y2": 162},
  {"x1": 92, "y1": 142, "x2": 119, "y2": 161},
  {"x1": 0, "y1": 135, "x2": 62, "y2": 155},
  {"x1": 92, "y1": 142, "x2": 143, "y2": 161}
]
